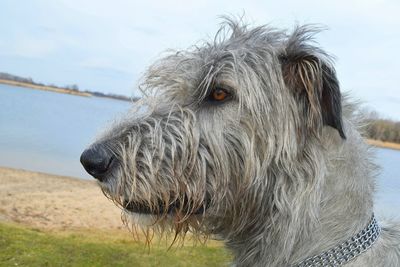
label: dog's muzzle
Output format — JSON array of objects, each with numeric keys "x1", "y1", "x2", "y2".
[{"x1": 80, "y1": 144, "x2": 115, "y2": 181}]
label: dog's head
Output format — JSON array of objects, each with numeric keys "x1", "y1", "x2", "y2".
[{"x1": 81, "y1": 19, "x2": 345, "y2": 240}]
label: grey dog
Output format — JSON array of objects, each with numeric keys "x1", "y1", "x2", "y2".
[{"x1": 81, "y1": 19, "x2": 400, "y2": 266}]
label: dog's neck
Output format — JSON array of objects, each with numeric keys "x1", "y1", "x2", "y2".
[
  {"x1": 226, "y1": 121, "x2": 377, "y2": 266},
  {"x1": 290, "y1": 124, "x2": 376, "y2": 260}
]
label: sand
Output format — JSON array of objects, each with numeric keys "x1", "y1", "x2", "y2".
[{"x1": 0, "y1": 167, "x2": 124, "y2": 231}]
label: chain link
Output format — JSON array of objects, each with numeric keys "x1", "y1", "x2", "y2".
[{"x1": 293, "y1": 214, "x2": 380, "y2": 267}]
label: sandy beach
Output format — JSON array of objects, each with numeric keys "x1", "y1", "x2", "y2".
[{"x1": 0, "y1": 167, "x2": 124, "y2": 231}]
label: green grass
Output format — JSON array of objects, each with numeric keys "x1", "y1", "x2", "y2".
[{"x1": 0, "y1": 223, "x2": 231, "y2": 267}]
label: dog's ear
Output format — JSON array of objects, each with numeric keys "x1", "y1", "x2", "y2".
[{"x1": 280, "y1": 26, "x2": 345, "y2": 139}]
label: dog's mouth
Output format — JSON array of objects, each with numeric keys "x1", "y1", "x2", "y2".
[{"x1": 123, "y1": 198, "x2": 209, "y2": 215}]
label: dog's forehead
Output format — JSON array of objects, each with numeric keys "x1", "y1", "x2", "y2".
[
  {"x1": 199, "y1": 29, "x2": 283, "y2": 63},
  {"x1": 141, "y1": 24, "x2": 285, "y2": 104}
]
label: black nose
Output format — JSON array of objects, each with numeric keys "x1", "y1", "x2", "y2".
[{"x1": 80, "y1": 145, "x2": 114, "y2": 181}]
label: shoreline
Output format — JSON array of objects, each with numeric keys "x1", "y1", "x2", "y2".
[
  {"x1": 366, "y1": 139, "x2": 400, "y2": 151},
  {"x1": 0, "y1": 79, "x2": 92, "y2": 97}
]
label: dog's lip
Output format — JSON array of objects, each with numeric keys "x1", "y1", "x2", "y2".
[
  {"x1": 123, "y1": 201, "x2": 171, "y2": 214},
  {"x1": 123, "y1": 199, "x2": 209, "y2": 215}
]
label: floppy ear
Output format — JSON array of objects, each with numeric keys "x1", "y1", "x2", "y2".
[{"x1": 280, "y1": 26, "x2": 346, "y2": 139}]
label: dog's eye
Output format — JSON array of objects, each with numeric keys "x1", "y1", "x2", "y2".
[{"x1": 209, "y1": 87, "x2": 230, "y2": 102}]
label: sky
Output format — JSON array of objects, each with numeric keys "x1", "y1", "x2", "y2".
[{"x1": 0, "y1": 0, "x2": 399, "y2": 119}]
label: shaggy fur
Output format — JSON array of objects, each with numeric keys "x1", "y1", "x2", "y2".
[{"x1": 82, "y1": 19, "x2": 400, "y2": 266}]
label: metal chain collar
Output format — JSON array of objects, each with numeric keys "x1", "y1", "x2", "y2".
[{"x1": 293, "y1": 214, "x2": 381, "y2": 267}]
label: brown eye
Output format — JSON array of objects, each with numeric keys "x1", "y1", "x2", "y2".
[{"x1": 210, "y1": 87, "x2": 230, "y2": 102}]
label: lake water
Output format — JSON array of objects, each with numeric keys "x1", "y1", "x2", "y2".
[
  {"x1": 0, "y1": 84, "x2": 399, "y2": 219},
  {"x1": 0, "y1": 83, "x2": 130, "y2": 179}
]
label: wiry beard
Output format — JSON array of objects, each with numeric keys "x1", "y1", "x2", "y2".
[{"x1": 97, "y1": 106, "x2": 234, "y2": 241}]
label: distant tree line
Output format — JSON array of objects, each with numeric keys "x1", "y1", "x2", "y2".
[
  {"x1": 364, "y1": 118, "x2": 400, "y2": 144},
  {"x1": 89, "y1": 91, "x2": 139, "y2": 102},
  {"x1": 0, "y1": 72, "x2": 36, "y2": 84},
  {"x1": 0, "y1": 71, "x2": 83, "y2": 91},
  {"x1": 0, "y1": 72, "x2": 136, "y2": 102}
]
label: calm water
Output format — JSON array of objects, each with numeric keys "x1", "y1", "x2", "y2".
[
  {"x1": 0, "y1": 84, "x2": 399, "y2": 218},
  {"x1": 0, "y1": 83, "x2": 130, "y2": 179},
  {"x1": 375, "y1": 148, "x2": 400, "y2": 219}
]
